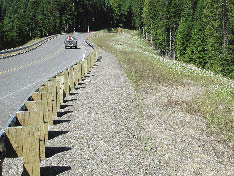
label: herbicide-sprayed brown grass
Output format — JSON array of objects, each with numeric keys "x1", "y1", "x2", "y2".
[{"x1": 91, "y1": 30, "x2": 234, "y2": 143}]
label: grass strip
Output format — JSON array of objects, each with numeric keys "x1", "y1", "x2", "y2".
[{"x1": 91, "y1": 30, "x2": 234, "y2": 142}]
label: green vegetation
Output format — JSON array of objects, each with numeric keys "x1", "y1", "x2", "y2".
[
  {"x1": 0, "y1": 0, "x2": 134, "y2": 50},
  {"x1": 0, "y1": 0, "x2": 233, "y2": 140},
  {"x1": 91, "y1": 30, "x2": 234, "y2": 141},
  {"x1": 0, "y1": 0, "x2": 72, "y2": 49},
  {"x1": 140, "y1": 0, "x2": 234, "y2": 79},
  {"x1": 0, "y1": 0, "x2": 233, "y2": 79}
]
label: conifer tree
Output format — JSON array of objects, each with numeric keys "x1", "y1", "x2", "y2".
[
  {"x1": 151, "y1": 0, "x2": 169, "y2": 55},
  {"x1": 131, "y1": 0, "x2": 144, "y2": 30},
  {"x1": 185, "y1": 0, "x2": 207, "y2": 67},
  {"x1": 223, "y1": 0, "x2": 234, "y2": 78},
  {"x1": 175, "y1": 0, "x2": 193, "y2": 62},
  {"x1": 202, "y1": 0, "x2": 223, "y2": 72},
  {"x1": 0, "y1": 0, "x2": 4, "y2": 50}
]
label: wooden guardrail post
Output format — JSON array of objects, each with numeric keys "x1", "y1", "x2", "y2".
[
  {"x1": 85, "y1": 59, "x2": 88, "y2": 75},
  {"x1": 92, "y1": 52, "x2": 95, "y2": 66},
  {"x1": 72, "y1": 66, "x2": 76, "y2": 89},
  {"x1": 51, "y1": 79, "x2": 57, "y2": 118},
  {"x1": 81, "y1": 61, "x2": 84, "y2": 78},
  {"x1": 68, "y1": 67, "x2": 75, "y2": 91},
  {"x1": 56, "y1": 75, "x2": 65, "y2": 111},
  {"x1": 32, "y1": 92, "x2": 41, "y2": 102},
  {"x1": 89, "y1": 55, "x2": 92, "y2": 70},
  {"x1": 92, "y1": 51, "x2": 95, "y2": 65},
  {"x1": 77, "y1": 62, "x2": 82, "y2": 83},
  {"x1": 96, "y1": 50, "x2": 99, "y2": 62},
  {"x1": 32, "y1": 93, "x2": 49, "y2": 141},
  {"x1": 93, "y1": 52, "x2": 96, "y2": 66},
  {"x1": 91, "y1": 51, "x2": 97, "y2": 67},
  {"x1": 5, "y1": 126, "x2": 40, "y2": 176},
  {"x1": 87, "y1": 56, "x2": 90, "y2": 72},
  {"x1": 95, "y1": 50, "x2": 98, "y2": 63},
  {"x1": 41, "y1": 92, "x2": 49, "y2": 140},
  {"x1": 72, "y1": 64, "x2": 79, "y2": 86},
  {"x1": 39, "y1": 86, "x2": 53, "y2": 126},
  {"x1": 81, "y1": 59, "x2": 87, "y2": 78},
  {"x1": 16, "y1": 110, "x2": 45, "y2": 159},
  {"x1": 63, "y1": 70, "x2": 70, "y2": 97},
  {"x1": 46, "y1": 79, "x2": 57, "y2": 122}
]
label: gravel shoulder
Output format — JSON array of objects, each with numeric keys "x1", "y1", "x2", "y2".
[{"x1": 3, "y1": 49, "x2": 233, "y2": 175}]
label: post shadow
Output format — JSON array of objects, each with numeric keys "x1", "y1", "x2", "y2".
[
  {"x1": 60, "y1": 104, "x2": 73, "y2": 109},
  {"x1": 45, "y1": 147, "x2": 71, "y2": 158},
  {"x1": 48, "y1": 131, "x2": 69, "y2": 140},
  {"x1": 69, "y1": 92, "x2": 78, "y2": 96},
  {"x1": 63, "y1": 98, "x2": 78, "y2": 103},
  {"x1": 57, "y1": 111, "x2": 73, "y2": 118},
  {"x1": 40, "y1": 166, "x2": 71, "y2": 176},
  {"x1": 53, "y1": 120, "x2": 71, "y2": 125},
  {"x1": 4, "y1": 136, "x2": 17, "y2": 158}
]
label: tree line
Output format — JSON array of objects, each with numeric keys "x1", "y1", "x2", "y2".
[
  {"x1": 0, "y1": 0, "x2": 133, "y2": 50},
  {"x1": 0, "y1": 0, "x2": 233, "y2": 78},
  {"x1": 139, "y1": 0, "x2": 234, "y2": 79}
]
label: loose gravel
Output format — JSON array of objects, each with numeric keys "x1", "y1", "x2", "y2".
[{"x1": 3, "y1": 49, "x2": 233, "y2": 175}]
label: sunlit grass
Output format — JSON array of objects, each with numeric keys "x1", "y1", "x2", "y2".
[{"x1": 91, "y1": 30, "x2": 234, "y2": 142}]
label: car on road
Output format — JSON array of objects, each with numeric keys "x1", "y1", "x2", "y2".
[{"x1": 64, "y1": 36, "x2": 78, "y2": 49}]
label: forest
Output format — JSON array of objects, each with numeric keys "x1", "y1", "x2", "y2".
[{"x1": 0, "y1": 0, "x2": 233, "y2": 79}]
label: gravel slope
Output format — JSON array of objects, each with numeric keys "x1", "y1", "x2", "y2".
[
  {"x1": 40, "y1": 50, "x2": 145, "y2": 175},
  {"x1": 41, "y1": 49, "x2": 233, "y2": 175},
  {"x1": 3, "y1": 49, "x2": 233, "y2": 175}
]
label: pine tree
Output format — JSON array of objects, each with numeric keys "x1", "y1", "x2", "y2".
[
  {"x1": 202, "y1": 0, "x2": 223, "y2": 72},
  {"x1": 185, "y1": 0, "x2": 207, "y2": 68},
  {"x1": 131, "y1": 0, "x2": 144, "y2": 30},
  {"x1": 224, "y1": 0, "x2": 234, "y2": 78},
  {"x1": 3, "y1": 0, "x2": 18, "y2": 47},
  {"x1": 175, "y1": 0, "x2": 193, "y2": 62},
  {"x1": 150, "y1": 0, "x2": 169, "y2": 55},
  {"x1": 142, "y1": 0, "x2": 152, "y2": 39},
  {"x1": 0, "y1": 0, "x2": 4, "y2": 50}
]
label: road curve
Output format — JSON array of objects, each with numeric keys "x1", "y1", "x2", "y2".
[{"x1": 0, "y1": 32, "x2": 93, "y2": 130}]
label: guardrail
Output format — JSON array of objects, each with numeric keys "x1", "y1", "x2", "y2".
[
  {"x1": 85, "y1": 40, "x2": 95, "y2": 49},
  {"x1": 0, "y1": 35, "x2": 59, "y2": 59},
  {"x1": 0, "y1": 49, "x2": 100, "y2": 176}
]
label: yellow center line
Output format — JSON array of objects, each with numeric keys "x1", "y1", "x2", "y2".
[{"x1": 0, "y1": 47, "x2": 64, "y2": 76}]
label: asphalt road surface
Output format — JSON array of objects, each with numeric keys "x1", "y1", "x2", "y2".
[{"x1": 0, "y1": 32, "x2": 93, "y2": 131}]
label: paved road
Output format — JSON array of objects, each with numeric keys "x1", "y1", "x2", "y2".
[{"x1": 0, "y1": 32, "x2": 93, "y2": 130}]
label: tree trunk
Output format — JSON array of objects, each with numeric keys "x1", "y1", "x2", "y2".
[
  {"x1": 222, "y1": 0, "x2": 228, "y2": 53},
  {"x1": 150, "y1": 24, "x2": 153, "y2": 43},
  {"x1": 169, "y1": 28, "x2": 172, "y2": 57}
]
